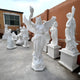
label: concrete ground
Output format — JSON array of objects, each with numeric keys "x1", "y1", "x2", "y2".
[{"x1": 0, "y1": 39, "x2": 80, "y2": 80}]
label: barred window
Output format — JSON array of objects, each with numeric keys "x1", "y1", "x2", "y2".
[{"x1": 4, "y1": 14, "x2": 20, "y2": 26}]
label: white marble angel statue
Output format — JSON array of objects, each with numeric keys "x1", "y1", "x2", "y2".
[
  {"x1": 2, "y1": 25, "x2": 9, "y2": 40},
  {"x1": 22, "y1": 26, "x2": 29, "y2": 47},
  {"x1": 7, "y1": 29, "x2": 17, "y2": 49},
  {"x1": 24, "y1": 6, "x2": 56, "y2": 71},
  {"x1": 16, "y1": 28, "x2": 23, "y2": 45},
  {"x1": 50, "y1": 20, "x2": 58, "y2": 47},
  {"x1": 65, "y1": 6, "x2": 78, "y2": 53}
]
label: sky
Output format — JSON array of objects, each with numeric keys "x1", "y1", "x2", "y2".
[{"x1": 0, "y1": 0, "x2": 66, "y2": 19}]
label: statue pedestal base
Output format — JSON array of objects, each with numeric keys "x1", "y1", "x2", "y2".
[
  {"x1": 7, "y1": 46, "x2": 17, "y2": 50},
  {"x1": 59, "y1": 48, "x2": 80, "y2": 72},
  {"x1": 43, "y1": 44, "x2": 48, "y2": 53},
  {"x1": 32, "y1": 63, "x2": 45, "y2": 72},
  {"x1": 47, "y1": 44, "x2": 61, "y2": 59},
  {"x1": 32, "y1": 51, "x2": 45, "y2": 72}
]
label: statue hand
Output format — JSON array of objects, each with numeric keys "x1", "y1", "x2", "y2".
[{"x1": 30, "y1": 6, "x2": 34, "y2": 14}]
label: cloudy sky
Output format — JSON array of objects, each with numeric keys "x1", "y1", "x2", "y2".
[{"x1": 0, "y1": 0, "x2": 66, "y2": 19}]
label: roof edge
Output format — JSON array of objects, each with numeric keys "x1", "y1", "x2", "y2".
[{"x1": 0, "y1": 8, "x2": 23, "y2": 14}]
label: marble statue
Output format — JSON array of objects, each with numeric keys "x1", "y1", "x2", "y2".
[
  {"x1": 50, "y1": 20, "x2": 58, "y2": 47},
  {"x1": 7, "y1": 29, "x2": 17, "y2": 49},
  {"x1": 2, "y1": 25, "x2": 9, "y2": 40},
  {"x1": 78, "y1": 72, "x2": 80, "y2": 75},
  {"x1": 12, "y1": 32, "x2": 17, "y2": 41},
  {"x1": 65, "y1": 6, "x2": 78, "y2": 53},
  {"x1": 24, "y1": 6, "x2": 56, "y2": 71},
  {"x1": 47, "y1": 20, "x2": 61, "y2": 59},
  {"x1": 16, "y1": 28, "x2": 23, "y2": 45},
  {"x1": 22, "y1": 26, "x2": 29, "y2": 47},
  {"x1": 20, "y1": 26, "x2": 23, "y2": 32}
]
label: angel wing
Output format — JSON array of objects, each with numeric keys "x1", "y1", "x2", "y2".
[
  {"x1": 24, "y1": 16, "x2": 36, "y2": 34},
  {"x1": 43, "y1": 16, "x2": 56, "y2": 31}
]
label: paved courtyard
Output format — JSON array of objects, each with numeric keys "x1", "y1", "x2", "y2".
[{"x1": 0, "y1": 39, "x2": 80, "y2": 80}]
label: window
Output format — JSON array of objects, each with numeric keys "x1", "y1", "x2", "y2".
[{"x1": 4, "y1": 14, "x2": 20, "y2": 26}]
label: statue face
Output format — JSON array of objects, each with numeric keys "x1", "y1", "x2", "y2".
[
  {"x1": 23, "y1": 26, "x2": 25, "y2": 29},
  {"x1": 54, "y1": 21, "x2": 58, "y2": 27},
  {"x1": 36, "y1": 16, "x2": 42, "y2": 25},
  {"x1": 66, "y1": 12, "x2": 72, "y2": 19}
]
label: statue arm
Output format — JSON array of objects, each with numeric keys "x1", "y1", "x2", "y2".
[{"x1": 24, "y1": 6, "x2": 36, "y2": 33}]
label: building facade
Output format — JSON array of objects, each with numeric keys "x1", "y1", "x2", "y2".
[{"x1": 0, "y1": 8, "x2": 23, "y2": 36}]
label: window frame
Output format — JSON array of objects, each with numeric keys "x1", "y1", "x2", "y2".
[{"x1": 3, "y1": 13, "x2": 21, "y2": 26}]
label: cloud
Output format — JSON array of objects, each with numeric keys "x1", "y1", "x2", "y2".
[
  {"x1": 0, "y1": 0, "x2": 66, "y2": 18},
  {"x1": 12, "y1": 0, "x2": 38, "y2": 2}
]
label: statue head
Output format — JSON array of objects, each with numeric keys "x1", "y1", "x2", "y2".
[
  {"x1": 5, "y1": 25, "x2": 8, "y2": 28},
  {"x1": 54, "y1": 21, "x2": 58, "y2": 28},
  {"x1": 66, "y1": 6, "x2": 75, "y2": 19},
  {"x1": 30, "y1": 6, "x2": 34, "y2": 14},
  {"x1": 35, "y1": 16, "x2": 42, "y2": 25},
  {"x1": 23, "y1": 26, "x2": 25, "y2": 29},
  {"x1": 66, "y1": 12, "x2": 72, "y2": 19},
  {"x1": 42, "y1": 20, "x2": 46, "y2": 24},
  {"x1": 8, "y1": 29, "x2": 11, "y2": 36}
]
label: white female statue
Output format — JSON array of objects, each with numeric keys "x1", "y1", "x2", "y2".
[
  {"x1": 65, "y1": 6, "x2": 78, "y2": 53},
  {"x1": 7, "y1": 29, "x2": 17, "y2": 49},
  {"x1": 2, "y1": 25, "x2": 9, "y2": 40},
  {"x1": 50, "y1": 20, "x2": 58, "y2": 47},
  {"x1": 12, "y1": 32, "x2": 17, "y2": 41},
  {"x1": 16, "y1": 29, "x2": 23, "y2": 45},
  {"x1": 22, "y1": 26, "x2": 29, "y2": 47},
  {"x1": 24, "y1": 6, "x2": 56, "y2": 71}
]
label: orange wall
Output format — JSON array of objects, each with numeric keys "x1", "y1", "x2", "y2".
[{"x1": 48, "y1": 0, "x2": 80, "y2": 51}]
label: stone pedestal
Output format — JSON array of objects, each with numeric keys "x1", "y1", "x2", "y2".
[
  {"x1": 59, "y1": 48, "x2": 80, "y2": 72},
  {"x1": 47, "y1": 44, "x2": 61, "y2": 59},
  {"x1": 7, "y1": 46, "x2": 17, "y2": 50}
]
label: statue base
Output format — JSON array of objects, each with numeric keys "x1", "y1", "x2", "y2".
[
  {"x1": 7, "y1": 46, "x2": 17, "y2": 50},
  {"x1": 59, "y1": 48, "x2": 80, "y2": 72},
  {"x1": 32, "y1": 63, "x2": 45, "y2": 72},
  {"x1": 32, "y1": 51, "x2": 45, "y2": 72},
  {"x1": 47, "y1": 44, "x2": 61, "y2": 59}
]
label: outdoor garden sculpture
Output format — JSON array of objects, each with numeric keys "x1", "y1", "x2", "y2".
[
  {"x1": 16, "y1": 28, "x2": 23, "y2": 45},
  {"x1": 2, "y1": 25, "x2": 9, "y2": 40},
  {"x1": 12, "y1": 32, "x2": 17, "y2": 41},
  {"x1": 50, "y1": 20, "x2": 58, "y2": 47},
  {"x1": 22, "y1": 26, "x2": 29, "y2": 47},
  {"x1": 65, "y1": 6, "x2": 78, "y2": 53},
  {"x1": 24, "y1": 6, "x2": 56, "y2": 71},
  {"x1": 7, "y1": 29, "x2": 17, "y2": 49}
]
